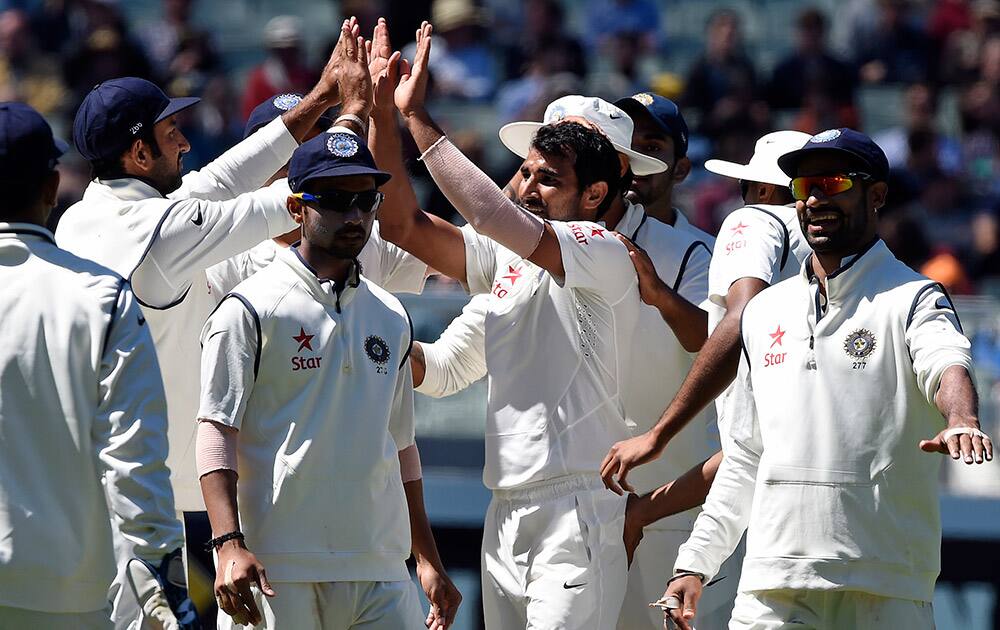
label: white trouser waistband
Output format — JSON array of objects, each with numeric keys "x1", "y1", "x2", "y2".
[{"x1": 491, "y1": 474, "x2": 605, "y2": 502}]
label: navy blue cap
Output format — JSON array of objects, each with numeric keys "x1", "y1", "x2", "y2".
[
  {"x1": 0, "y1": 102, "x2": 67, "y2": 179},
  {"x1": 288, "y1": 132, "x2": 391, "y2": 192},
  {"x1": 243, "y1": 93, "x2": 335, "y2": 139},
  {"x1": 73, "y1": 77, "x2": 200, "y2": 161},
  {"x1": 778, "y1": 128, "x2": 889, "y2": 182},
  {"x1": 614, "y1": 93, "x2": 689, "y2": 159}
]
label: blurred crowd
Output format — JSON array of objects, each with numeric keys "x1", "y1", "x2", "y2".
[{"x1": 0, "y1": 0, "x2": 997, "y2": 295}]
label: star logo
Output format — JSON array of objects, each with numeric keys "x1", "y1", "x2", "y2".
[
  {"x1": 502, "y1": 265, "x2": 522, "y2": 285},
  {"x1": 293, "y1": 327, "x2": 314, "y2": 352},
  {"x1": 769, "y1": 325, "x2": 785, "y2": 348},
  {"x1": 590, "y1": 227, "x2": 606, "y2": 238},
  {"x1": 730, "y1": 221, "x2": 750, "y2": 236}
]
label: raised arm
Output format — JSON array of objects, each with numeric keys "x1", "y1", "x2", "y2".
[{"x1": 412, "y1": 293, "x2": 489, "y2": 396}]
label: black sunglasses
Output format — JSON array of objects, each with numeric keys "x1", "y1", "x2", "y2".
[{"x1": 294, "y1": 190, "x2": 384, "y2": 213}]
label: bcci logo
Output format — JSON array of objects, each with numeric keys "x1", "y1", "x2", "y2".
[
  {"x1": 364, "y1": 335, "x2": 391, "y2": 374},
  {"x1": 811, "y1": 129, "x2": 842, "y2": 143},
  {"x1": 327, "y1": 133, "x2": 359, "y2": 157},
  {"x1": 844, "y1": 328, "x2": 876, "y2": 370},
  {"x1": 272, "y1": 93, "x2": 302, "y2": 110},
  {"x1": 633, "y1": 93, "x2": 654, "y2": 106}
]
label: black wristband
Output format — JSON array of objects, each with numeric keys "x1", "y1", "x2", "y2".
[{"x1": 205, "y1": 531, "x2": 244, "y2": 552}]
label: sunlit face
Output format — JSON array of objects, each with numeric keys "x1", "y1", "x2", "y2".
[
  {"x1": 793, "y1": 153, "x2": 884, "y2": 256},
  {"x1": 294, "y1": 175, "x2": 378, "y2": 259},
  {"x1": 627, "y1": 114, "x2": 676, "y2": 207},
  {"x1": 150, "y1": 115, "x2": 190, "y2": 194},
  {"x1": 516, "y1": 148, "x2": 591, "y2": 222}
]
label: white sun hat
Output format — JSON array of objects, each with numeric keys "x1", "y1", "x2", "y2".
[
  {"x1": 704, "y1": 130, "x2": 812, "y2": 187},
  {"x1": 498, "y1": 95, "x2": 668, "y2": 176}
]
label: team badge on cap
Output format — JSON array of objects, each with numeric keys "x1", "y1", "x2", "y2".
[
  {"x1": 364, "y1": 335, "x2": 390, "y2": 366},
  {"x1": 843, "y1": 328, "x2": 877, "y2": 359},
  {"x1": 632, "y1": 93, "x2": 654, "y2": 106},
  {"x1": 272, "y1": 93, "x2": 302, "y2": 110},
  {"x1": 327, "y1": 133, "x2": 359, "y2": 157},
  {"x1": 810, "y1": 129, "x2": 842, "y2": 143}
]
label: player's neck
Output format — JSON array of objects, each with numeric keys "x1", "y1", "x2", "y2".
[
  {"x1": 297, "y1": 240, "x2": 355, "y2": 284},
  {"x1": 642, "y1": 200, "x2": 676, "y2": 226},
  {"x1": 601, "y1": 197, "x2": 627, "y2": 230}
]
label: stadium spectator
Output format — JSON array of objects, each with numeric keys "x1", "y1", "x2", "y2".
[
  {"x1": 406, "y1": 0, "x2": 496, "y2": 101},
  {"x1": 139, "y1": 0, "x2": 217, "y2": 83},
  {"x1": 0, "y1": 9, "x2": 65, "y2": 117},
  {"x1": 240, "y1": 15, "x2": 316, "y2": 119},
  {"x1": 853, "y1": 0, "x2": 931, "y2": 84},
  {"x1": 584, "y1": 0, "x2": 660, "y2": 52},
  {"x1": 873, "y1": 82, "x2": 962, "y2": 174}
]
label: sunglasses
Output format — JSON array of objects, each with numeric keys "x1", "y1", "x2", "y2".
[
  {"x1": 790, "y1": 172, "x2": 871, "y2": 201},
  {"x1": 292, "y1": 190, "x2": 384, "y2": 213}
]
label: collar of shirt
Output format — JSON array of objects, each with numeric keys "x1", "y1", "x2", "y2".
[
  {"x1": 802, "y1": 237, "x2": 887, "y2": 307},
  {"x1": 280, "y1": 243, "x2": 362, "y2": 311},
  {"x1": 0, "y1": 222, "x2": 56, "y2": 244},
  {"x1": 91, "y1": 177, "x2": 164, "y2": 201},
  {"x1": 610, "y1": 200, "x2": 650, "y2": 241}
]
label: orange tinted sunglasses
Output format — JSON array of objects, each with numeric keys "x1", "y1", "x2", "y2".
[{"x1": 790, "y1": 172, "x2": 871, "y2": 201}]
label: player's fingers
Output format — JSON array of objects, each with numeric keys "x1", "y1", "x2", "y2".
[
  {"x1": 946, "y1": 433, "x2": 961, "y2": 459},
  {"x1": 918, "y1": 438, "x2": 945, "y2": 453},
  {"x1": 617, "y1": 463, "x2": 635, "y2": 494},
  {"x1": 358, "y1": 36, "x2": 369, "y2": 66},
  {"x1": 959, "y1": 433, "x2": 974, "y2": 463},
  {"x1": 255, "y1": 564, "x2": 276, "y2": 597},
  {"x1": 215, "y1": 587, "x2": 237, "y2": 617},
  {"x1": 984, "y1": 435, "x2": 993, "y2": 461},
  {"x1": 971, "y1": 435, "x2": 986, "y2": 464},
  {"x1": 235, "y1": 576, "x2": 262, "y2": 626},
  {"x1": 667, "y1": 606, "x2": 690, "y2": 630}
]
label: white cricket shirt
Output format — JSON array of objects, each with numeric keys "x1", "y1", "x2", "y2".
[
  {"x1": 199, "y1": 245, "x2": 416, "y2": 582},
  {"x1": 676, "y1": 240, "x2": 973, "y2": 602},
  {"x1": 0, "y1": 224, "x2": 180, "y2": 612}
]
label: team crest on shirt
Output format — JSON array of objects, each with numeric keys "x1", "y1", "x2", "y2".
[
  {"x1": 272, "y1": 93, "x2": 302, "y2": 110},
  {"x1": 364, "y1": 335, "x2": 391, "y2": 374},
  {"x1": 844, "y1": 328, "x2": 876, "y2": 369},
  {"x1": 327, "y1": 133, "x2": 359, "y2": 157}
]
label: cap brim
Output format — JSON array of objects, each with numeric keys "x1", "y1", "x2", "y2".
[
  {"x1": 156, "y1": 96, "x2": 201, "y2": 123},
  {"x1": 705, "y1": 158, "x2": 790, "y2": 187},
  {"x1": 53, "y1": 137, "x2": 69, "y2": 157},
  {"x1": 498, "y1": 121, "x2": 667, "y2": 176},
  {"x1": 777, "y1": 146, "x2": 878, "y2": 179},
  {"x1": 295, "y1": 165, "x2": 392, "y2": 191}
]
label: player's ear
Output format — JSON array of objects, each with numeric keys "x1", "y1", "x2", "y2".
[
  {"x1": 869, "y1": 181, "x2": 888, "y2": 211},
  {"x1": 287, "y1": 196, "x2": 305, "y2": 224},
  {"x1": 673, "y1": 156, "x2": 692, "y2": 183},
  {"x1": 41, "y1": 169, "x2": 60, "y2": 208},
  {"x1": 582, "y1": 181, "x2": 609, "y2": 212}
]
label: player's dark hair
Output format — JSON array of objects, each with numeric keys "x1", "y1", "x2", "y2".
[
  {"x1": 619, "y1": 165, "x2": 635, "y2": 198},
  {"x1": 530, "y1": 122, "x2": 621, "y2": 215},
  {"x1": 90, "y1": 126, "x2": 163, "y2": 180},
  {"x1": 1, "y1": 168, "x2": 56, "y2": 220}
]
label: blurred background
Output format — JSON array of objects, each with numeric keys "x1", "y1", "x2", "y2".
[{"x1": 3, "y1": 0, "x2": 997, "y2": 626}]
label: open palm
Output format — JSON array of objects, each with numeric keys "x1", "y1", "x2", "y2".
[{"x1": 394, "y1": 21, "x2": 432, "y2": 117}]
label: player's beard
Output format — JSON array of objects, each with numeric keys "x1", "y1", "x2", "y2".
[
  {"x1": 800, "y1": 207, "x2": 873, "y2": 256},
  {"x1": 148, "y1": 154, "x2": 185, "y2": 196},
  {"x1": 311, "y1": 223, "x2": 370, "y2": 259}
]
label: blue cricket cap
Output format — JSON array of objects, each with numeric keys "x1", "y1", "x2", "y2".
[
  {"x1": 288, "y1": 131, "x2": 391, "y2": 192},
  {"x1": 73, "y1": 77, "x2": 200, "y2": 161},
  {"x1": 243, "y1": 93, "x2": 335, "y2": 139},
  {"x1": 615, "y1": 92, "x2": 689, "y2": 159},
  {"x1": 0, "y1": 102, "x2": 67, "y2": 179},
  {"x1": 778, "y1": 128, "x2": 889, "y2": 182}
]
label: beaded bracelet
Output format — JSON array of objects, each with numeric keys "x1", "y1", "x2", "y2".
[{"x1": 204, "y1": 530, "x2": 245, "y2": 552}]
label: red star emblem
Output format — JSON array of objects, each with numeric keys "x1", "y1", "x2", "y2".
[
  {"x1": 730, "y1": 221, "x2": 750, "y2": 236},
  {"x1": 769, "y1": 325, "x2": 785, "y2": 348},
  {"x1": 590, "y1": 227, "x2": 606, "y2": 238},
  {"x1": 502, "y1": 265, "x2": 522, "y2": 285},
  {"x1": 293, "y1": 327, "x2": 315, "y2": 352}
]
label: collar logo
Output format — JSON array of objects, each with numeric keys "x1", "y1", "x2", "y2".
[
  {"x1": 327, "y1": 133, "x2": 359, "y2": 157},
  {"x1": 364, "y1": 335, "x2": 390, "y2": 366},
  {"x1": 811, "y1": 129, "x2": 841, "y2": 143},
  {"x1": 633, "y1": 93, "x2": 654, "y2": 106},
  {"x1": 272, "y1": 93, "x2": 302, "y2": 110},
  {"x1": 844, "y1": 328, "x2": 876, "y2": 359}
]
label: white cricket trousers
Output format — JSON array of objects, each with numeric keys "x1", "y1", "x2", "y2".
[
  {"x1": 729, "y1": 589, "x2": 935, "y2": 629},
  {"x1": 481, "y1": 475, "x2": 629, "y2": 630},
  {"x1": 0, "y1": 606, "x2": 112, "y2": 630},
  {"x1": 618, "y1": 530, "x2": 743, "y2": 629},
  {"x1": 216, "y1": 580, "x2": 424, "y2": 630}
]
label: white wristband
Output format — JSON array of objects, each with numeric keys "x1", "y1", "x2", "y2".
[
  {"x1": 335, "y1": 114, "x2": 367, "y2": 131},
  {"x1": 943, "y1": 427, "x2": 990, "y2": 441}
]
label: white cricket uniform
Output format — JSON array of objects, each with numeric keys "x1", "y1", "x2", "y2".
[
  {"x1": 417, "y1": 204, "x2": 721, "y2": 628},
  {"x1": 205, "y1": 222, "x2": 429, "y2": 299},
  {"x1": 676, "y1": 240, "x2": 972, "y2": 628},
  {"x1": 199, "y1": 245, "x2": 422, "y2": 629},
  {"x1": 459, "y1": 217, "x2": 650, "y2": 629},
  {"x1": 0, "y1": 224, "x2": 176, "y2": 625}
]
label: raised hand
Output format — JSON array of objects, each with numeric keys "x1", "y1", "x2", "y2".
[
  {"x1": 316, "y1": 17, "x2": 360, "y2": 104},
  {"x1": 368, "y1": 17, "x2": 393, "y2": 81},
  {"x1": 335, "y1": 18, "x2": 373, "y2": 123},
  {"x1": 395, "y1": 21, "x2": 433, "y2": 118},
  {"x1": 373, "y1": 50, "x2": 403, "y2": 122}
]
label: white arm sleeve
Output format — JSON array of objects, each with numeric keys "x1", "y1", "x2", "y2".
[
  {"x1": 551, "y1": 220, "x2": 637, "y2": 302},
  {"x1": 905, "y1": 283, "x2": 973, "y2": 404},
  {"x1": 708, "y1": 208, "x2": 786, "y2": 309},
  {"x1": 95, "y1": 282, "x2": 183, "y2": 562},
  {"x1": 389, "y1": 363, "x2": 417, "y2": 451},
  {"x1": 417, "y1": 293, "x2": 489, "y2": 398},
  {"x1": 171, "y1": 117, "x2": 298, "y2": 201},
  {"x1": 197, "y1": 297, "x2": 258, "y2": 430},
  {"x1": 131, "y1": 179, "x2": 298, "y2": 306},
  {"x1": 673, "y1": 353, "x2": 761, "y2": 581}
]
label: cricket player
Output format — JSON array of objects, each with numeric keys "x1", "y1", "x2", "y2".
[
  {"x1": 54, "y1": 19, "x2": 368, "y2": 626},
  {"x1": 600, "y1": 130, "x2": 812, "y2": 483},
  {"x1": 197, "y1": 131, "x2": 452, "y2": 629},
  {"x1": 404, "y1": 91, "x2": 730, "y2": 628},
  {"x1": 369, "y1": 24, "x2": 657, "y2": 628},
  {"x1": 664, "y1": 128, "x2": 993, "y2": 629},
  {"x1": 0, "y1": 103, "x2": 190, "y2": 629}
]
